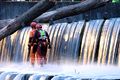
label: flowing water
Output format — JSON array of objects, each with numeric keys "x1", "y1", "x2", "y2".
[{"x1": 0, "y1": 18, "x2": 120, "y2": 79}]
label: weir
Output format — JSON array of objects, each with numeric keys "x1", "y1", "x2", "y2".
[{"x1": 0, "y1": 18, "x2": 120, "y2": 79}]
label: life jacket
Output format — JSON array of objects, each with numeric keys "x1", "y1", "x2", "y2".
[{"x1": 38, "y1": 30, "x2": 47, "y2": 40}]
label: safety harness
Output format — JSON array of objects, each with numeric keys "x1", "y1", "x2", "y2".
[{"x1": 39, "y1": 30, "x2": 47, "y2": 40}]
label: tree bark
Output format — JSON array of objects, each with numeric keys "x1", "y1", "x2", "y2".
[
  {"x1": 0, "y1": 19, "x2": 14, "y2": 29},
  {"x1": 35, "y1": 0, "x2": 109, "y2": 23},
  {"x1": 0, "y1": 0, "x2": 55, "y2": 41}
]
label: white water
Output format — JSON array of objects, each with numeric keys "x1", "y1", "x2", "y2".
[{"x1": 0, "y1": 63, "x2": 120, "y2": 79}]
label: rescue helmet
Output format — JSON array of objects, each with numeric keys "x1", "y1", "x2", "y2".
[
  {"x1": 30, "y1": 22, "x2": 37, "y2": 28},
  {"x1": 36, "y1": 24, "x2": 42, "y2": 29}
]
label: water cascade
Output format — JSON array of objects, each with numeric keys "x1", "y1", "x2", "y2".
[{"x1": 0, "y1": 18, "x2": 120, "y2": 79}]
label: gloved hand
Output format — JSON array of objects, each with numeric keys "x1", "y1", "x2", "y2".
[
  {"x1": 48, "y1": 44, "x2": 51, "y2": 49},
  {"x1": 28, "y1": 43, "x2": 31, "y2": 46}
]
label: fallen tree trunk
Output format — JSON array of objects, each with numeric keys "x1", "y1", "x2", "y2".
[
  {"x1": 0, "y1": 0, "x2": 55, "y2": 41},
  {"x1": 35, "y1": 0, "x2": 109, "y2": 23},
  {"x1": 0, "y1": 19, "x2": 14, "y2": 29}
]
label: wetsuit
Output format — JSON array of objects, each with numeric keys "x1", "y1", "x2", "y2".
[
  {"x1": 28, "y1": 29, "x2": 38, "y2": 65},
  {"x1": 37, "y1": 29, "x2": 51, "y2": 64}
]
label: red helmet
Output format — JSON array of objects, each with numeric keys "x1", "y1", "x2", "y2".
[
  {"x1": 30, "y1": 22, "x2": 37, "y2": 28},
  {"x1": 36, "y1": 24, "x2": 42, "y2": 29}
]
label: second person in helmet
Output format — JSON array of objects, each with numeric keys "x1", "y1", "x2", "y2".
[{"x1": 36, "y1": 23, "x2": 51, "y2": 66}]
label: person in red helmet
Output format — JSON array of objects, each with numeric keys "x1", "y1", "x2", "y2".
[
  {"x1": 36, "y1": 23, "x2": 51, "y2": 66},
  {"x1": 28, "y1": 21, "x2": 39, "y2": 66}
]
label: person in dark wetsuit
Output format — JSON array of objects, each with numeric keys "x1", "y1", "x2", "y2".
[{"x1": 36, "y1": 24, "x2": 51, "y2": 65}]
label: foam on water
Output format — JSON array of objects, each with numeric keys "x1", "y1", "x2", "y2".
[{"x1": 0, "y1": 63, "x2": 120, "y2": 79}]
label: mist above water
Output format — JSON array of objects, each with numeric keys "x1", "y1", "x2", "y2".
[{"x1": 0, "y1": 62, "x2": 120, "y2": 79}]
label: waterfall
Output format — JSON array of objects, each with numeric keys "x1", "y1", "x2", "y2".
[
  {"x1": 0, "y1": 27, "x2": 30, "y2": 62},
  {"x1": 0, "y1": 18, "x2": 120, "y2": 65},
  {"x1": 0, "y1": 18, "x2": 120, "y2": 79}
]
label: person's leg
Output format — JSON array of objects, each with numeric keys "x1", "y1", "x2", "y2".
[
  {"x1": 36, "y1": 45, "x2": 42, "y2": 65},
  {"x1": 27, "y1": 45, "x2": 31, "y2": 61},
  {"x1": 43, "y1": 56, "x2": 47, "y2": 64},
  {"x1": 30, "y1": 46, "x2": 35, "y2": 66},
  {"x1": 42, "y1": 42, "x2": 48, "y2": 64}
]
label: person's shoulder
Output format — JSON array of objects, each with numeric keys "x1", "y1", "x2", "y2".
[
  {"x1": 42, "y1": 29, "x2": 47, "y2": 32},
  {"x1": 44, "y1": 30, "x2": 47, "y2": 33},
  {"x1": 44, "y1": 30, "x2": 47, "y2": 32},
  {"x1": 41, "y1": 29, "x2": 47, "y2": 32}
]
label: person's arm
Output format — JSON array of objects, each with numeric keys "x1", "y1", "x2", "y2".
[
  {"x1": 28, "y1": 32, "x2": 32, "y2": 61},
  {"x1": 46, "y1": 31, "x2": 50, "y2": 43},
  {"x1": 28, "y1": 31, "x2": 33, "y2": 46},
  {"x1": 45, "y1": 31, "x2": 51, "y2": 49},
  {"x1": 33, "y1": 30, "x2": 39, "y2": 45}
]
